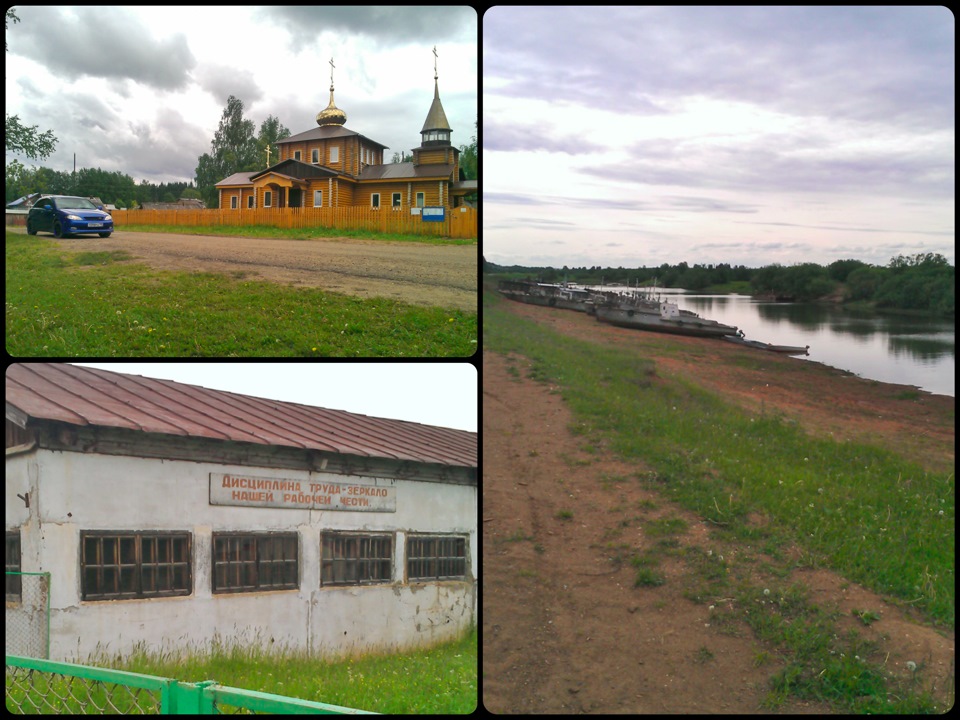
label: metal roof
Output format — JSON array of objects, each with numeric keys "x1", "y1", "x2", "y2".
[
  {"x1": 6, "y1": 364, "x2": 476, "y2": 469},
  {"x1": 358, "y1": 162, "x2": 453, "y2": 181},
  {"x1": 278, "y1": 125, "x2": 389, "y2": 150}
]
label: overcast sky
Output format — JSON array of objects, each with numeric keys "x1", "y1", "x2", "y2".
[
  {"x1": 6, "y1": 6, "x2": 477, "y2": 185},
  {"x1": 72, "y1": 364, "x2": 477, "y2": 432},
  {"x1": 484, "y1": 6, "x2": 954, "y2": 269}
]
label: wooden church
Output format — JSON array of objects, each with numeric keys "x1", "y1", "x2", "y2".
[{"x1": 215, "y1": 52, "x2": 474, "y2": 213}]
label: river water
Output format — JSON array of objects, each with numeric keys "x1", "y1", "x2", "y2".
[{"x1": 587, "y1": 286, "x2": 955, "y2": 397}]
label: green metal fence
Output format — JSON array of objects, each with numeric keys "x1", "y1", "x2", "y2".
[
  {"x1": 5, "y1": 572, "x2": 51, "y2": 660},
  {"x1": 5, "y1": 655, "x2": 377, "y2": 714}
]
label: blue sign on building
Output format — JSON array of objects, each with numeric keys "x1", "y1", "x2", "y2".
[{"x1": 422, "y1": 206, "x2": 445, "y2": 222}]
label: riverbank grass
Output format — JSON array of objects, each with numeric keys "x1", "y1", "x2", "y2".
[
  {"x1": 485, "y1": 291, "x2": 953, "y2": 711},
  {"x1": 6, "y1": 231, "x2": 476, "y2": 357}
]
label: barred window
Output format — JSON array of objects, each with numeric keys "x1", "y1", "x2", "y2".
[
  {"x1": 407, "y1": 535, "x2": 467, "y2": 581},
  {"x1": 321, "y1": 533, "x2": 392, "y2": 586},
  {"x1": 6, "y1": 530, "x2": 21, "y2": 602},
  {"x1": 81, "y1": 532, "x2": 191, "y2": 601},
  {"x1": 213, "y1": 533, "x2": 298, "y2": 593}
]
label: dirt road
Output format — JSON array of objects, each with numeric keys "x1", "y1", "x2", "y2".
[
  {"x1": 483, "y1": 299, "x2": 955, "y2": 713},
  {"x1": 47, "y1": 230, "x2": 477, "y2": 312}
]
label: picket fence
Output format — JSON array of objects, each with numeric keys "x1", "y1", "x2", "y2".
[{"x1": 111, "y1": 206, "x2": 477, "y2": 239}]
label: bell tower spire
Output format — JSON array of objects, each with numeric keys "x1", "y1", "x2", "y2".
[{"x1": 420, "y1": 46, "x2": 452, "y2": 146}]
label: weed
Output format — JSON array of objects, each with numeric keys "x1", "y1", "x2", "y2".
[
  {"x1": 852, "y1": 609, "x2": 881, "y2": 626},
  {"x1": 694, "y1": 646, "x2": 715, "y2": 664}
]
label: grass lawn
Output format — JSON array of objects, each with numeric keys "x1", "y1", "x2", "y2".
[
  {"x1": 7, "y1": 629, "x2": 476, "y2": 714},
  {"x1": 118, "y1": 223, "x2": 476, "y2": 245},
  {"x1": 109, "y1": 628, "x2": 478, "y2": 714},
  {"x1": 5, "y1": 231, "x2": 477, "y2": 357}
]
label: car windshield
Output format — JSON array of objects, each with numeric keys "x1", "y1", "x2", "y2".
[{"x1": 53, "y1": 197, "x2": 98, "y2": 210}]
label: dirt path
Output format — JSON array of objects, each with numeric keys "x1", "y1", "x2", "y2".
[
  {"x1": 46, "y1": 230, "x2": 477, "y2": 312},
  {"x1": 483, "y1": 300, "x2": 955, "y2": 714}
]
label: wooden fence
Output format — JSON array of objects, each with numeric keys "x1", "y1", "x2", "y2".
[{"x1": 111, "y1": 206, "x2": 477, "y2": 239}]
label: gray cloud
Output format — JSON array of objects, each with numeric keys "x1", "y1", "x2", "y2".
[
  {"x1": 194, "y1": 65, "x2": 264, "y2": 107},
  {"x1": 10, "y1": 7, "x2": 195, "y2": 90},
  {"x1": 484, "y1": 120, "x2": 605, "y2": 154},
  {"x1": 485, "y1": 6, "x2": 954, "y2": 131},
  {"x1": 259, "y1": 6, "x2": 476, "y2": 46}
]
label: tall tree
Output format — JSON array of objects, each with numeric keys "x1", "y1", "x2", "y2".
[
  {"x1": 256, "y1": 114, "x2": 290, "y2": 169},
  {"x1": 194, "y1": 95, "x2": 258, "y2": 207},
  {"x1": 458, "y1": 120, "x2": 477, "y2": 180}
]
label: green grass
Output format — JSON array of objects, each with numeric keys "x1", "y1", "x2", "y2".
[
  {"x1": 93, "y1": 629, "x2": 476, "y2": 714},
  {"x1": 119, "y1": 223, "x2": 476, "y2": 245},
  {"x1": 485, "y1": 289, "x2": 953, "y2": 712},
  {"x1": 6, "y1": 231, "x2": 477, "y2": 357},
  {"x1": 7, "y1": 630, "x2": 475, "y2": 714}
]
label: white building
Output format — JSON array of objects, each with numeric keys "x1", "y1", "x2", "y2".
[{"x1": 6, "y1": 364, "x2": 477, "y2": 662}]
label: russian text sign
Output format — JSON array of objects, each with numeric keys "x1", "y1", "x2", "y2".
[
  {"x1": 421, "y1": 206, "x2": 445, "y2": 221},
  {"x1": 210, "y1": 473, "x2": 396, "y2": 512}
]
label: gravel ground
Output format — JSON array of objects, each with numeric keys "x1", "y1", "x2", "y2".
[{"x1": 48, "y1": 229, "x2": 478, "y2": 312}]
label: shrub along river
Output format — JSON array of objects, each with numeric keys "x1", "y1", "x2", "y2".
[{"x1": 592, "y1": 287, "x2": 955, "y2": 397}]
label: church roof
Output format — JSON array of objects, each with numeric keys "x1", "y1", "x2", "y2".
[
  {"x1": 6, "y1": 363, "x2": 477, "y2": 469},
  {"x1": 420, "y1": 78, "x2": 452, "y2": 133},
  {"x1": 358, "y1": 163, "x2": 454, "y2": 181},
  {"x1": 249, "y1": 159, "x2": 339, "y2": 182},
  {"x1": 278, "y1": 125, "x2": 388, "y2": 150},
  {"x1": 215, "y1": 171, "x2": 257, "y2": 187}
]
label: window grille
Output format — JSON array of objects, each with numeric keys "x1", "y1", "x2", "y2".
[
  {"x1": 212, "y1": 533, "x2": 298, "y2": 593},
  {"x1": 407, "y1": 535, "x2": 467, "y2": 581},
  {"x1": 6, "y1": 529, "x2": 21, "y2": 601},
  {"x1": 321, "y1": 534, "x2": 392, "y2": 586},
  {"x1": 81, "y1": 532, "x2": 191, "y2": 601}
]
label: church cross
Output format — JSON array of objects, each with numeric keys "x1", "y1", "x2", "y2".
[
  {"x1": 432, "y1": 45, "x2": 438, "y2": 79},
  {"x1": 329, "y1": 57, "x2": 335, "y2": 86},
  {"x1": 265, "y1": 145, "x2": 272, "y2": 167}
]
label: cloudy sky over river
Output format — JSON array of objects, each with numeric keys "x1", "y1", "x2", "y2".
[
  {"x1": 483, "y1": 6, "x2": 954, "y2": 268},
  {"x1": 6, "y1": 6, "x2": 476, "y2": 184}
]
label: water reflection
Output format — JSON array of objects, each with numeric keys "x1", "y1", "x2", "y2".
[{"x1": 588, "y1": 285, "x2": 954, "y2": 396}]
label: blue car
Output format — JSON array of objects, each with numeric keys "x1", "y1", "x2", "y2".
[{"x1": 26, "y1": 195, "x2": 113, "y2": 238}]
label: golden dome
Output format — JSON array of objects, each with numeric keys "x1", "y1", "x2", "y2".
[{"x1": 316, "y1": 84, "x2": 347, "y2": 126}]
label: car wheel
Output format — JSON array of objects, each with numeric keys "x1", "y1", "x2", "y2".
[
  {"x1": 26, "y1": 222, "x2": 37, "y2": 235},
  {"x1": 99, "y1": 232, "x2": 112, "y2": 238},
  {"x1": 53, "y1": 221, "x2": 65, "y2": 238}
]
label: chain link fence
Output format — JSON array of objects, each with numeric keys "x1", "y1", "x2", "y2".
[
  {"x1": 6, "y1": 666, "x2": 162, "y2": 713},
  {"x1": 5, "y1": 572, "x2": 50, "y2": 659}
]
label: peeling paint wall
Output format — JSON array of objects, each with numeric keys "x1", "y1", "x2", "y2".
[{"x1": 10, "y1": 448, "x2": 476, "y2": 661}]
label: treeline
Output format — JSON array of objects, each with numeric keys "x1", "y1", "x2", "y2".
[
  {"x1": 6, "y1": 164, "x2": 199, "y2": 208},
  {"x1": 484, "y1": 253, "x2": 955, "y2": 316},
  {"x1": 483, "y1": 260, "x2": 752, "y2": 289}
]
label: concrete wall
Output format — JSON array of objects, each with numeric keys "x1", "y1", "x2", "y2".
[{"x1": 6, "y1": 448, "x2": 476, "y2": 661}]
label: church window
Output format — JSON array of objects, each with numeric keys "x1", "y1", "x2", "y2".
[
  {"x1": 330, "y1": 146, "x2": 339, "y2": 163},
  {"x1": 392, "y1": 192, "x2": 401, "y2": 210},
  {"x1": 311, "y1": 149, "x2": 319, "y2": 164},
  {"x1": 314, "y1": 190, "x2": 323, "y2": 208},
  {"x1": 294, "y1": 150, "x2": 301, "y2": 161},
  {"x1": 264, "y1": 191, "x2": 272, "y2": 208},
  {"x1": 371, "y1": 193, "x2": 380, "y2": 209},
  {"x1": 230, "y1": 195, "x2": 238, "y2": 210},
  {"x1": 247, "y1": 195, "x2": 255, "y2": 209},
  {"x1": 416, "y1": 192, "x2": 425, "y2": 208}
]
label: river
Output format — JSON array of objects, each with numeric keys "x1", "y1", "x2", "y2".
[{"x1": 588, "y1": 286, "x2": 955, "y2": 397}]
